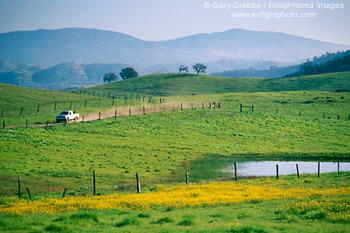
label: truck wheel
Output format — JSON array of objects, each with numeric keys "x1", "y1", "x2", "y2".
[
  {"x1": 66, "y1": 118, "x2": 69, "y2": 123},
  {"x1": 75, "y1": 117, "x2": 78, "y2": 122}
]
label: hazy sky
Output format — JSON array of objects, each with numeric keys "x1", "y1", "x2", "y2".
[{"x1": 0, "y1": 0, "x2": 349, "y2": 45}]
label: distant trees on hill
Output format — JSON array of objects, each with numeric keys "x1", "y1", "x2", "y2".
[
  {"x1": 178, "y1": 65, "x2": 188, "y2": 73},
  {"x1": 178, "y1": 64, "x2": 207, "y2": 74},
  {"x1": 285, "y1": 50, "x2": 350, "y2": 77},
  {"x1": 103, "y1": 72, "x2": 118, "y2": 83},
  {"x1": 192, "y1": 63, "x2": 207, "y2": 74},
  {"x1": 120, "y1": 67, "x2": 138, "y2": 80}
]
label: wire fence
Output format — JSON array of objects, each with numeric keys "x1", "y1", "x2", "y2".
[
  {"x1": 0, "y1": 94, "x2": 163, "y2": 119},
  {"x1": 12, "y1": 161, "x2": 350, "y2": 199}
]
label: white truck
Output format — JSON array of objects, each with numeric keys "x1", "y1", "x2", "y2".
[{"x1": 56, "y1": 111, "x2": 79, "y2": 123}]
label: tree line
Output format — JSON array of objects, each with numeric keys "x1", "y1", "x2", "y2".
[
  {"x1": 285, "y1": 50, "x2": 350, "y2": 77},
  {"x1": 179, "y1": 63, "x2": 207, "y2": 74},
  {"x1": 103, "y1": 67, "x2": 139, "y2": 83}
]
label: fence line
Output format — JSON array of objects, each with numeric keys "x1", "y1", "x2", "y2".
[
  {"x1": 0, "y1": 95, "x2": 159, "y2": 118},
  {"x1": 13, "y1": 161, "x2": 347, "y2": 199},
  {"x1": 2, "y1": 101, "x2": 221, "y2": 129}
]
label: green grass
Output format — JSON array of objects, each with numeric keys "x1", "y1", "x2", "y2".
[
  {"x1": 75, "y1": 72, "x2": 350, "y2": 97},
  {"x1": 0, "y1": 79, "x2": 350, "y2": 232},
  {"x1": 0, "y1": 91, "x2": 349, "y2": 196},
  {"x1": 0, "y1": 83, "x2": 159, "y2": 127},
  {"x1": 0, "y1": 173, "x2": 349, "y2": 232},
  {"x1": 2, "y1": 72, "x2": 349, "y2": 127}
]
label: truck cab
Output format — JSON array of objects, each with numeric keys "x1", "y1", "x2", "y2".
[{"x1": 56, "y1": 111, "x2": 79, "y2": 123}]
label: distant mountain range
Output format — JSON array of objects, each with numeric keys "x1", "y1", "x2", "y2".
[
  {"x1": 1, "y1": 28, "x2": 349, "y2": 67},
  {"x1": 0, "y1": 28, "x2": 349, "y2": 90}
]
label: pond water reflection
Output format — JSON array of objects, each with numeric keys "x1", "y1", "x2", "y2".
[{"x1": 226, "y1": 161, "x2": 350, "y2": 177}]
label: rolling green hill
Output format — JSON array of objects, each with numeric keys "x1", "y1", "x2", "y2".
[
  {"x1": 0, "y1": 83, "x2": 149, "y2": 127},
  {"x1": 1, "y1": 79, "x2": 350, "y2": 232},
  {"x1": 1, "y1": 90, "x2": 349, "y2": 195},
  {"x1": 75, "y1": 72, "x2": 350, "y2": 97}
]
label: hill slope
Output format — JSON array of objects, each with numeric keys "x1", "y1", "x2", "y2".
[
  {"x1": 76, "y1": 72, "x2": 350, "y2": 97},
  {"x1": 0, "y1": 60, "x2": 142, "y2": 90}
]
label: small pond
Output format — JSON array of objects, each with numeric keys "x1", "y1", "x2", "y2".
[{"x1": 225, "y1": 161, "x2": 350, "y2": 177}]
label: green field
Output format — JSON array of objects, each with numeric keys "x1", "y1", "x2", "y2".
[
  {"x1": 0, "y1": 83, "x2": 161, "y2": 127},
  {"x1": 1, "y1": 91, "x2": 349, "y2": 196},
  {"x1": 74, "y1": 72, "x2": 350, "y2": 97},
  {"x1": 0, "y1": 173, "x2": 349, "y2": 232},
  {"x1": 1, "y1": 72, "x2": 350, "y2": 232}
]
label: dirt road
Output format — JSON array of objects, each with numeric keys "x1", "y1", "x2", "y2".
[{"x1": 5, "y1": 102, "x2": 211, "y2": 129}]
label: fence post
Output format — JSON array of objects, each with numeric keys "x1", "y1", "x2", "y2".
[
  {"x1": 299, "y1": 111, "x2": 301, "y2": 117},
  {"x1": 99, "y1": 112, "x2": 101, "y2": 120},
  {"x1": 18, "y1": 177, "x2": 21, "y2": 199},
  {"x1": 37, "y1": 105, "x2": 40, "y2": 114},
  {"x1": 82, "y1": 115, "x2": 85, "y2": 123},
  {"x1": 19, "y1": 107, "x2": 24, "y2": 116},
  {"x1": 62, "y1": 188, "x2": 67, "y2": 198},
  {"x1": 115, "y1": 110, "x2": 117, "y2": 118},
  {"x1": 218, "y1": 103, "x2": 221, "y2": 109},
  {"x1": 70, "y1": 101, "x2": 73, "y2": 109},
  {"x1": 252, "y1": 105, "x2": 254, "y2": 112},
  {"x1": 136, "y1": 173, "x2": 141, "y2": 193},
  {"x1": 26, "y1": 119, "x2": 28, "y2": 129},
  {"x1": 54, "y1": 101, "x2": 57, "y2": 111},
  {"x1": 112, "y1": 97, "x2": 115, "y2": 106},
  {"x1": 240, "y1": 104, "x2": 242, "y2": 112},
  {"x1": 337, "y1": 115, "x2": 340, "y2": 120},
  {"x1": 318, "y1": 161, "x2": 320, "y2": 177},
  {"x1": 323, "y1": 112, "x2": 325, "y2": 119},
  {"x1": 234, "y1": 162, "x2": 237, "y2": 181},
  {"x1": 93, "y1": 170, "x2": 96, "y2": 196},
  {"x1": 186, "y1": 171, "x2": 189, "y2": 186},
  {"x1": 181, "y1": 103, "x2": 183, "y2": 110},
  {"x1": 129, "y1": 108, "x2": 131, "y2": 116},
  {"x1": 276, "y1": 109, "x2": 278, "y2": 115},
  {"x1": 2, "y1": 121, "x2": 5, "y2": 129},
  {"x1": 26, "y1": 187, "x2": 32, "y2": 200},
  {"x1": 143, "y1": 106, "x2": 146, "y2": 115},
  {"x1": 45, "y1": 120, "x2": 49, "y2": 130},
  {"x1": 296, "y1": 164, "x2": 300, "y2": 178},
  {"x1": 337, "y1": 162, "x2": 340, "y2": 175},
  {"x1": 276, "y1": 165, "x2": 279, "y2": 180}
]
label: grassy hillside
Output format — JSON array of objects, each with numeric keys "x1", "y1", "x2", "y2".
[
  {"x1": 1, "y1": 173, "x2": 349, "y2": 232},
  {"x1": 1, "y1": 85, "x2": 350, "y2": 232},
  {"x1": 1, "y1": 91, "x2": 349, "y2": 196},
  {"x1": 75, "y1": 72, "x2": 350, "y2": 97},
  {"x1": 0, "y1": 83, "x2": 156, "y2": 127}
]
